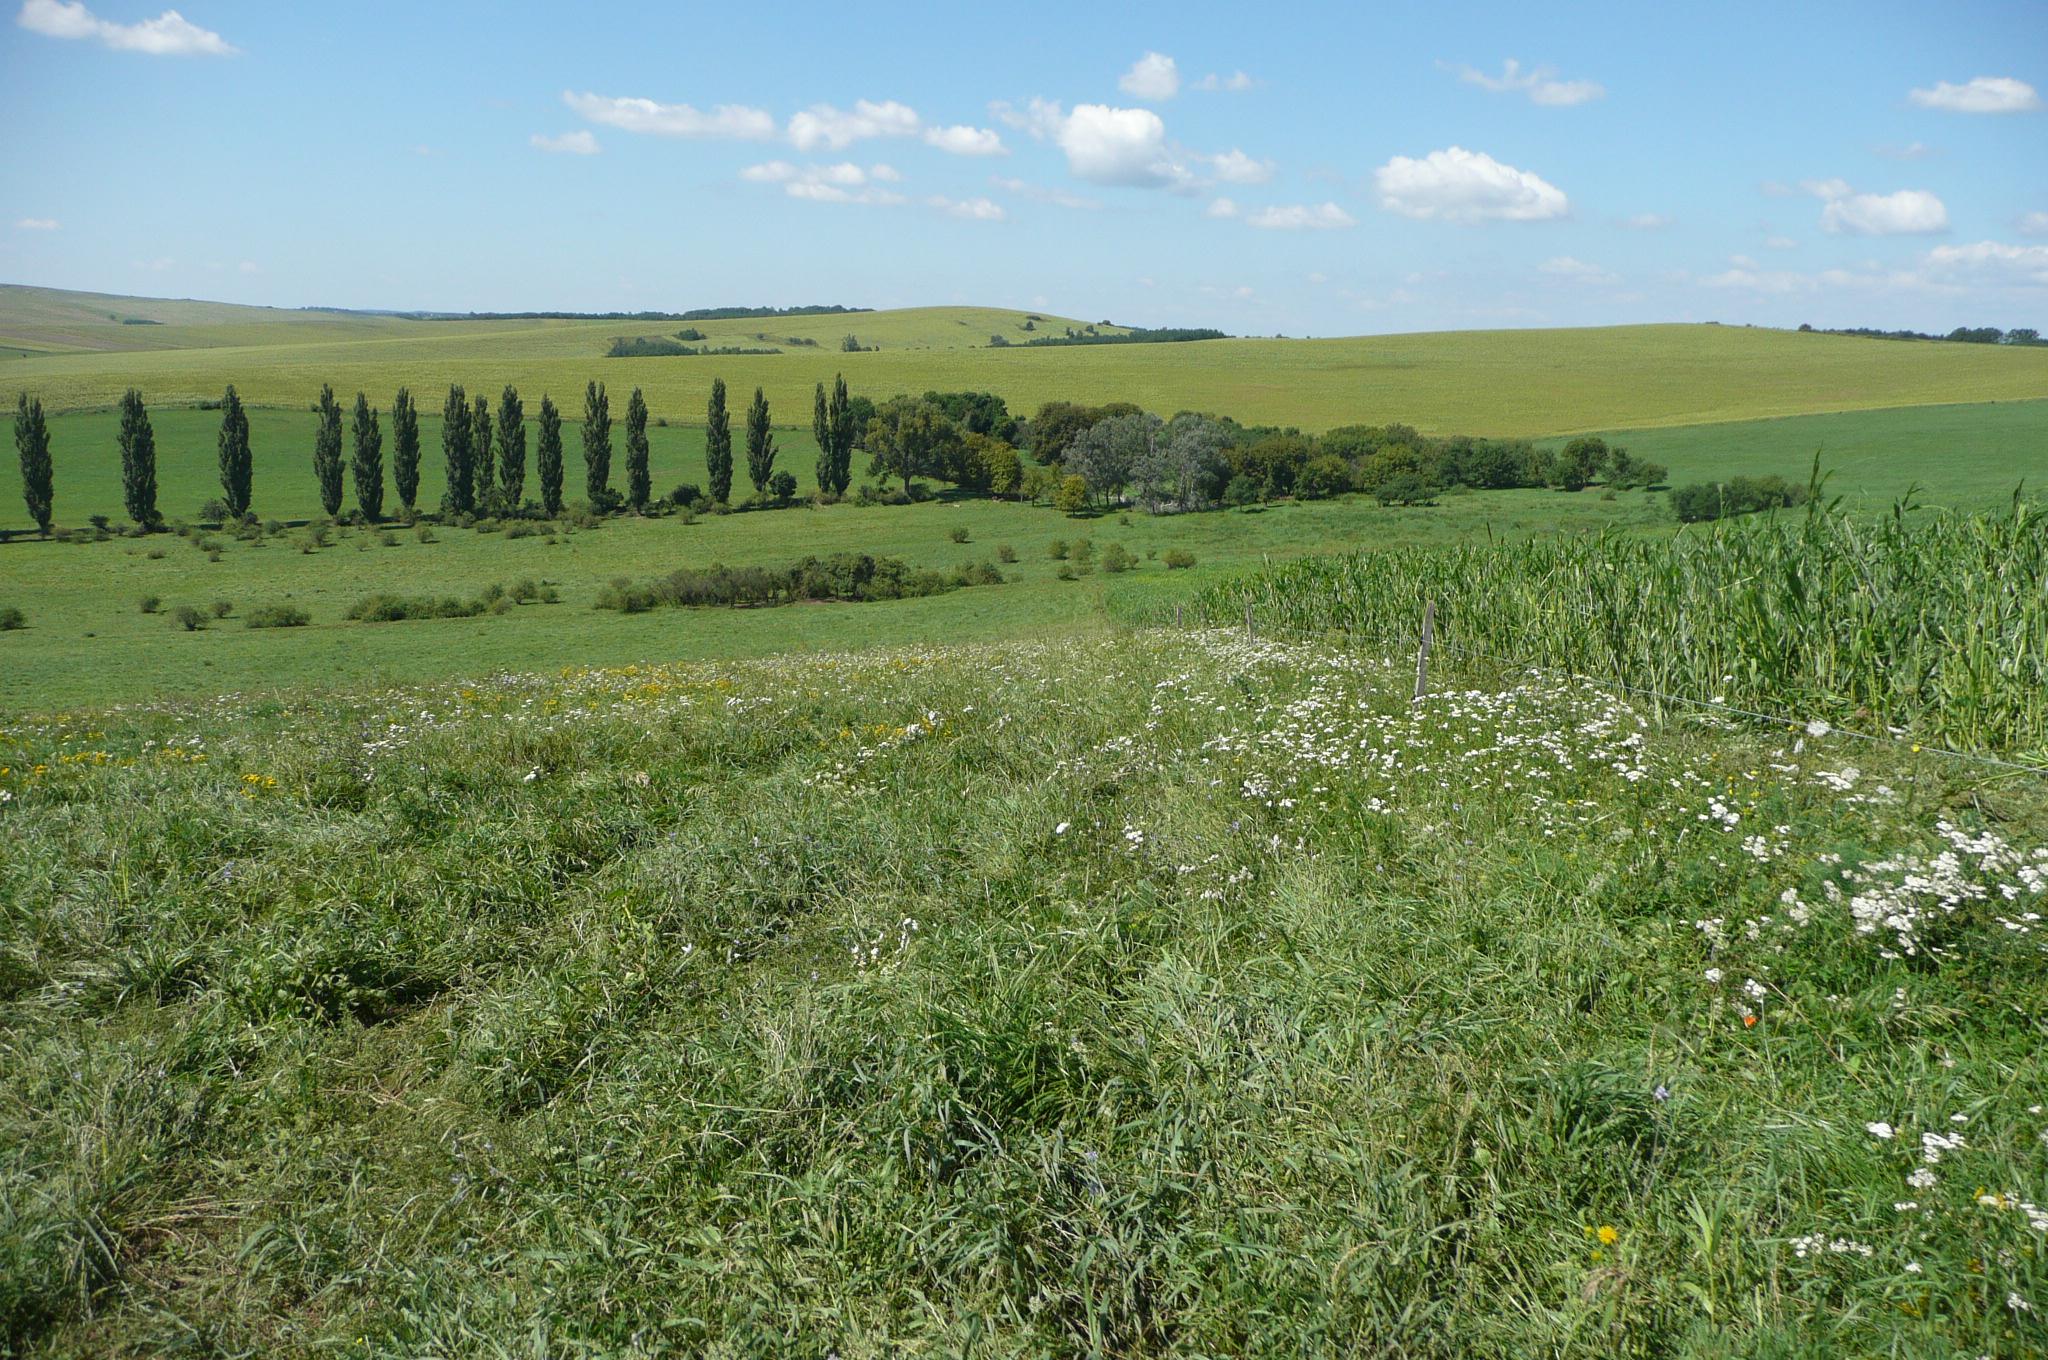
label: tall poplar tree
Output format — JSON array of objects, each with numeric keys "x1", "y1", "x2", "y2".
[
  {"x1": 813, "y1": 382, "x2": 831, "y2": 494},
  {"x1": 313, "y1": 384, "x2": 345, "y2": 517},
  {"x1": 350, "y1": 392, "x2": 384, "y2": 520},
  {"x1": 624, "y1": 387, "x2": 650, "y2": 509},
  {"x1": 582, "y1": 380, "x2": 611, "y2": 504},
  {"x1": 118, "y1": 388, "x2": 159, "y2": 528},
  {"x1": 536, "y1": 394, "x2": 564, "y2": 515},
  {"x1": 14, "y1": 393, "x2": 53, "y2": 535},
  {"x1": 827, "y1": 373, "x2": 856, "y2": 495},
  {"x1": 441, "y1": 384, "x2": 472, "y2": 515},
  {"x1": 470, "y1": 392, "x2": 494, "y2": 506},
  {"x1": 745, "y1": 386, "x2": 776, "y2": 494},
  {"x1": 705, "y1": 377, "x2": 733, "y2": 505},
  {"x1": 496, "y1": 385, "x2": 526, "y2": 506},
  {"x1": 391, "y1": 387, "x2": 421, "y2": 513},
  {"x1": 216, "y1": 385, "x2": 252, "y2": 518}
]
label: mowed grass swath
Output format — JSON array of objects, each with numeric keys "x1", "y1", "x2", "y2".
[
  {"x1": 1189, "y1": 493, "x2": 2048, "y2": 758},
  {"x1": 2, "y1": 631, "x2": 2044, "y2": 1355}
]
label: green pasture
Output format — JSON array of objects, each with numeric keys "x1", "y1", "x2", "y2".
[{"x1": 0, "y1": 488, "x2": 1669, "y2": 710}]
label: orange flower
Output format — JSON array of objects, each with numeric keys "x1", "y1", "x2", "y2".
[{"x1": 1743, "y1": 1014, "x2": 1758, "y2": 1027}]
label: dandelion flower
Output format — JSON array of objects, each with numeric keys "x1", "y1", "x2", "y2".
[{"x1": 1596, "y1": 1225, "x2": 1619, "y2": 1245}]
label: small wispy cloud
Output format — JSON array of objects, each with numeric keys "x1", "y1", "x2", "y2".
[
  {"x1": 1621, "y1": 212, "x2": 1672, "y2": 230},
  {"x1": 1246, "y1": 202, "x2": 1356, "y2": 230},
  {"x1": 530, "y1": 130, "x2": 600, "y2": 155},
  {"x1": 565, "y1": 90, "x2": 776, "y2": 139},
  {"x1": 1907, "y1": 75, "x2": 2040, "y2": 114},
  {"x1": 926, "y1": 194, "x2": 1005, "y2": 221},
  {"x1": 989, "y1": 175, "x2": 1098, "y2": 210},
  {"x1": 740, "y1": 160, "x2": 906, "y2": 205},
  {"x1": 15, "y1": 217, "x2": 59, "y2": 230},
  {"x1": 1449, "y1": 58, "x2": 1602, "y2": 106},
  {"x1": 1192, "y1": 70, "x2": 1256, "y2": 93},
  {"x1": 17, "y1": 0, "x2": 236, "y2": 55}
]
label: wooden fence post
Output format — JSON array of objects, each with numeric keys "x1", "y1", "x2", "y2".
[{"x1": 1413, "y1": 599, "x2": 1436, "y2": 700}]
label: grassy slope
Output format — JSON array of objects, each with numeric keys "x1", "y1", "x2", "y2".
[
  {"x1": 3, "y1": 632, "x2": 2043, "y2": 1355},
  {"x1": 6, "y1": 286, "x2": 2045, "y2": 433},
  {"x1": 0, "y1": 489, "x2": 1669, "y2": 711},
  {"x1": 2, "y1": 397, "x2": 2043, "y2": 711}
]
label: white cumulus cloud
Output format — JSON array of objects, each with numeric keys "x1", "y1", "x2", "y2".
[
  {"x1": 923, "y1": 124, "x2": 1006, "y2": 155},
  {"x1": 530, "y1": 130, "x2": 599, "y2": 155},
  {"x1": 2020, "y1": 211, "x2": 2048, "y2": 237},
  {"x1": 565, "y1": 91, "x2": 775, "y2": 139},
  {"x1": 15, "y1": 217, "x2": 59, "y2": 230},
  {"x1": 17, "y1": 0, "x2": 235, "y2": 55},
  {"x1": 1204, "y1": 148, "x2": 1274, "y2": 184},
  {"x1": 1118, "y1": 51, "x2": 1179, "y2": 101},
  {"x1": 1192, "y1": 70, "x2": 1255, "y2": 92},
  {"x1": 740, "y1": 160, "x2": 905, "y2": 205},
  {"x1": 1908, "y1": 76, "x2": 2041, "y2": 114},
  {"x1": 1808, "y1": 180, "x2": 1949, "y2": 235},
  {"x1": 1374, "y1": 146, "x2": 1568, "y2": 222},
  {"x1": 1924, "y1": 240, "x2": 2048, "y2": 286},
  {"x1": 1246, "y1": 202, "x2": 1355, "y2": 230},
  {"x1": 1056, "y1": 102, "x2": 1198, "y2": 189},
  {"x1": 1452, "y1": 58, "x2": 1602, "y2": 106},
  {"x1": 788, "y1": 99, "x2": 921, "y2": 151}
]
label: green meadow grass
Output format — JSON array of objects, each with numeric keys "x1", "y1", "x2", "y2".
[
  {"x1": 0, "y1": 488, "x2": 1668, "y2": 711},
  {"x1": 1549, "y1": 398, "x2": 2048, "y2": 510},
  {"x1": 8, "y1": 283, "x2": 2047, "y2": 433},
  {"x1": 2, "y1": 631, "x2": 2043, "y2": 1355}
]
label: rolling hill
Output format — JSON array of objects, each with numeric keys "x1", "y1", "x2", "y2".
[{"x1": 4, "y1": 284, "x2": 2044, "y2": 436}]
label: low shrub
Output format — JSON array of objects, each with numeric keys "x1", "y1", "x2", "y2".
[
  {"x1": 1100, "y1": 543, "x2": 1134, "y2": 573},
  {"x1": 595, "y1": 553, "x2": 1001, "y2": 613},
  {"x1": 1669, "y1": 475, "x2": 1810, "y2": 523},
  {"x1": 211, "y1": 600, "x2": 234, "y2": 619},
  {"x1": 245, "y1": 604, "x2": 310, "y2": 629},
  {"x1": 0, "y1": 607, "x2": 25, "y2": 630},
  {"x1": 138, "y1": 595, "x2": 161, "y2": 615},
  {"x1": 171, "y1": 605, "x2": 206, "y2": 631},
  {"x1": 1163, "y1": 548, "x2": 1196, "y2": 570},
  {"x1": 948, "y1": 526, "x2": 970, "y2": 544},
  {"x1": 996, "y1": 544, "x2": 1017, "y2": 563}
]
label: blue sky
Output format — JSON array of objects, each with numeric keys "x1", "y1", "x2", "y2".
[{"x1": 2, "y1": 0, "x2": 2043, "y2": 335}]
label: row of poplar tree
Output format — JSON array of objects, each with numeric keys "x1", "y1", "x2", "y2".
[{"x1": 11, "y1": 373, "x2": 869, "y2": 532}]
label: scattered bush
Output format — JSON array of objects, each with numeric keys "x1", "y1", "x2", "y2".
[
  {"x1": 948, "y1": 526, "x2": 970, "y2": 544},
  {"x1": 596, "y1": 553, "x2": 1001, "y2": 613},
  {"x1": 996, "y1": 544, "x2": 1017, "y2": 563},
  {"x1": 1372, "y1": 474, "x2": 1436, "y2": 506},
  {"x1": 0, "y1": 607, "x2": 25, "y2": 630},
  {"x1": 670, "y1": 483, "x2": 704, "y2": 510},
  {"x1": 1048, "y1": 539, "x2": 1070, "y2": 560},
  {"x1": 416, "y1": 525, "x2": 437, "y2": 544},
  {"x1": 1163, "y1": 548, "x2": 1196, "y2": 569},
  {"x1": 171, "y1": 604, "x2": 206, "y2": 631},
  {"x1": 211, "y1": 600, "x2": 233, "y2": 619},
  {"x1": 769, "y1": 470, "x2": 797, "y2": 504},
  {"x1": 138, "y1": 595, "x2": 161, "y2": 615},
  {"x1": 1100, "y1": 543, "x2": 1134, "y2": 573},
  {"x1": 1670, "y1": 476, "x2": 1810, "y2": 523},
  {"x1": 245, "y1": 603, "x2": 310, "y2": 629}
]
